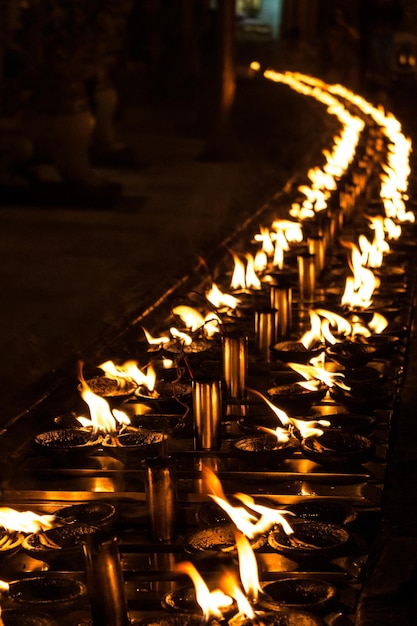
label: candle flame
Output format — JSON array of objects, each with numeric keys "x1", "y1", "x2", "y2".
[{"x1": 175, "y1": 561, "x2": 233, "y2": 620}]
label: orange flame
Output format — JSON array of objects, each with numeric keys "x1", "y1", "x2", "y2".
[
  {"x1": 235, "y1": 532, "x2": 262, "y2": 604},
  {"x1": 175, "y1": 561, "x2": 233, "y2": 621},
  {"x1": 78, "y1": 363, "x2": 130, "y2": 433}
]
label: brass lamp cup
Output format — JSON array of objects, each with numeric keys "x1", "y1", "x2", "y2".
[
  {"x1": 307, "y1": 235, "x2": 325, "y2": 275},
  {"x1": 222, "y1": 333, "x2": 248, "y2": 415},
  {"x1": 82, "y1": 533, "x2": 130, "y2": 626},
  {"x1": 145, "y1": 456, "x2": 178, "y2": 542},
  {"x1": 270, "y1": 285, "x2": 293, "y2": 338},
  {"x1": 192, "y1": 376, "x2": 223, "y2": 450},
  {"x1": 254, "y1": 308, "x2": 278, "y2": 361},
  {"x1": 297, "y1": 252, "x2": 316, "y2": 304}
]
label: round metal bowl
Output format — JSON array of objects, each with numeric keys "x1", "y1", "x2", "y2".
[
  {"x1": 270, "y1": 341, "x2": 325, "y2": 364},
  {"x1": 320, "y1": 412, "x2": 376, "y2": 434},
  {"x1": 7, "y1": 576, "x2": 86, "y2": 611},
  {"x1": 122, "y1": 410, "x2": 187, "y2": 435},
  {"x1": 230, "y1": 434, "x2": 300, "y2": 466},
  {"x1": 286, "y1": 499, "x2": 358, "y2": 526},
  {"x1": 329, "y1": 381, "x2": 393, "y2": 411},
  {"x1": 260, "y1": 577, "x2": 338, "y2": 614},
  {"x1": 21, "y1": 524, "x2": 98, "y2": 563},
  {"x1": 0, "y1": 529, "x2": 24, "y2": 557},
  {"x1": 325, "y1": 341, "x2": 378, "y2": 367},
  {"x1": 82, "y1": 376, "x2": 137, "y2": 400},
  {"x1": 268, "y1": 520, "x2": 350, "y2": 561},
  {"x1": 300, "y1": 429, "x2": 375, "y2": 466},
  {"x1": 229, "y1": 610, "x2": 325, "y2": 625},
  {"x1": 266, "y1": 382, "x2": 328, "y2": 413},
  {"x1": 54, "y1": 502, "x2": 117, "y2": 529},
  {"x1": 134, "y1": 381, "x2": 192, "y2": 412},
  {"x1": 184, "y1": 523, "x2": 266, "y2": 555},
  {"x1": 133, "y1": 616, "x2": 207, "y2": 626},
  {"x1": 100, "y1": 428, "x2": 167, "y2": 459},
  {"x1": 0, "y1": 609, "x2": 58, "y2": 626},
  {"x1": 161, "y1": 585, "x2": 234, "y2": 617},
  {"x1": 33, "y1": 429, "x2": 100, "y2": 458}
]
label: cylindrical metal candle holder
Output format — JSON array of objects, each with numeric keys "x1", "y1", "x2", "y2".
[
  {"x1": 254, "y1": 308, "x2": 277, "y2": 360},
  {"x1": 145, "y1": 456, "x2": 177, "y2": 541},
  {"x1": 297, "y1": 252, "x2": 316, "y2": 304},
  {"x1": 192, "y1": 376, "x2": 223, "y2": 450},
  {"x1": 270, "y1": 284, "x2": 293, "y2": 338},
  {"x1": 307, "y1": 235, "x2": 325, "y2": 275},
  {"x1": 82, "y1": 533, "x2": 130, "y2": 626},
  {"x1": 222, "y1": 333, "x2": 248, "y2": 412}
]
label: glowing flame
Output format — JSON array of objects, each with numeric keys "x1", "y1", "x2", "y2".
[
  {"x1": 248, "y1": 388, "x2": 329, "y2": 439},
  {"x1": 78, "y1": 363, "x2": 130, "y2": 433},
  {"x1": 230, "y1": 251, "x2": 261, "y2": 290},
  {"x1": 368, "y1": 312, "x2": 389, "y2": 334},
  {"x1": 253, "y1": 225, "x2": 275, "y2": 256},
  {"x1": 315, "y1": 308, "x2": 352, "y2": 344},
  {"x1": 175, "y1": 561, "x2": 232, "y2": 621},
  {"x1": 257, "y1": 426, "x2": 291, "y2": 443},
  {"x1": 300, "y1": 310, "x2": 323, "y2": 349},
  {"x1": 173, "y1": 304, "x2": 220, "y2": 338},
  {"x1": 169, "y1": 327, "x2": 193, "y2": 346},
  {"x1": 236, "y1": 532, "x2": 262, "y2": 604},
  {"x1": 141, "y1": 327, "x2": 170, "y2": 346},
  {"x1": 220, "y1": 571, "x2": 255, "y2": 620},
  {"x1": 287, "y1": 362, "x2": 350, "y2": 390},
  {"x1": 202, "y1": 465, "x2": 294, "y2": 539},
  {"x1": 99, "y1": 359, "x2": 156, "y2": 390},
  {"x1": 0, "y1": 508, "x2": 56, "y2": 533},
  {"x1": 206, "y1": 283, "x2": 241, "y2": 310}
]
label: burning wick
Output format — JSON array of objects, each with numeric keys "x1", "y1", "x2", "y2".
[
  {"x1": 175, "y1": 561, "x2": 233, "y2": 621},
  {"x1": 77, "y1": 361, "x2": 131, "y2": 436}
]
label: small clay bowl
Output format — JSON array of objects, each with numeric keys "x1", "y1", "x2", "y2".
[
  {"x1": 82, "y1": 376, "x2": 137, "y2": 400},
  {"x1": 134, "y1": 616, "x2": 208, "y2": 626},
  {"x1": 260, "y1": 577, "x2": 338, "y2": 615},
  {"x1": 230, "y1": 434, "x2": 300, "y2": 466},
  {"x1": 0, "y1": 610, "x2": 58, "y2": 626},
  {"x1": 33, "y1": 429, "x2": 100, "y2": 458},
  {"x1": 54, "y1": 502, "x2": 117, "y2": 529},
  {"x1": 268, "y1": 520, "x2": 350, "y2": 561},
  {"x1": 21, "y1": 524, "x2": 98, "y2": 563},
  {"x1": 270, "y1": 341, "x2": 325, "y2": 364},
  {"x1": 286, "y1": 499, "x2": 358, "y2": 526},
  {"x1": 329, "y1": 381, "x2": 393, "y2": 411},
  {"x1": 100, "y1": 428, "x2": 167, "y2": 459},
  {"x1": 325, "y1": 342, "x2": 378, "y2": 367},
  {"x1": 266, "y1": 382, "x2": 328, "y2": 413},
  {"x1": 184, "y1": 523, "x2": 266, "y2": 555},
  {"x1": 7, "y1": 576, "x2": 86, "y2": 612},
  {"x1": 321, "y1": 412, "x2": 377, "y2": 434},
  {"x1": 161, "y1": 585, "x2": 234, "y2": 616},
  {"x1": 232, "y1": 610, "x2": 325, "y2": 625},
  {"x1": 0, "y1": 529, "x2": 24, "y2": 557},
  {"x1": 300, "y1": 429, "x2": 375, "y2": 466}
]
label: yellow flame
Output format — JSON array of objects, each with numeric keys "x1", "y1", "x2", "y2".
[
  {"x1": 220, "y1": 571, "x2": 255, "y2": 620},
  {"x1": 175, "y1": 561, "x2": 232, "y2": 621},
  {"x1": 206, "y1": 283, "x2": 241, "y2": 310},
  {"x1": 236, "y1": 532, "x2": 262, "y2": 604},
  {"x1": 0, "y1": 508, "x2": 56, "y2": 533}
]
